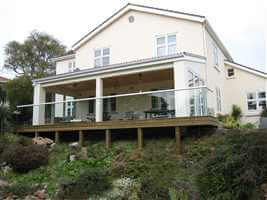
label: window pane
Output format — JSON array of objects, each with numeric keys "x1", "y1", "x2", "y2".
[
  {"x1": 168, "y1": 44, "x2": 176, "y2": 55},
  {"x1": 157, "y1": 46, "x2": 165, "y2": 56},
  {"x1": 102, "y1": 57, "x2": 110, "y2": 66},
  {"x1": 168, "y1": 35, "x2": 176, "y2": 44},
  {"x1": 228, "y1": 69, "x2": 234, "y2": 77},
  {"x1": 247, "y1": 93, "x2": 256, "y2": 100},
  {"x1": 103, "y1": 48, "x2": 110, "y2": 56},
  {"x1": 248, "y1": 101, "x2": 257, "y2": 110},
  {"x1": 95, "y1": 58, "x2": 101, "y2": 67},
  {"x1": 95, "y1": 50, "x2": 101, "y2": 57},
  {"x1": 157, "y1": 37, "x2": 165, "y2": 45},
  {"x1": 259, "y1": 100, "x2": 266, "y2": 109},
  {"x1": 258, "y1": 92, "x2": 266, "y2": 99}
]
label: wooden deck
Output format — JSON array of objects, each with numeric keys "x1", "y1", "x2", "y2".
[
  {"x1": 16, "y1": 116, "x2": 218, "y2": 133},
  {"x1": 16, "y1": 116, "x2": 218, "y2": 154}
]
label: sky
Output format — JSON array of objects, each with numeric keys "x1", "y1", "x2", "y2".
[{"x1": 0, "y1": 0, "x2": 266, "y2": 78}]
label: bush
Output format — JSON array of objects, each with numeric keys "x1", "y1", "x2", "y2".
[
  {"x1": 240, "y1": 122, "x2": 256, "y2": 130},
  {"x1": 57, "y1": 168, "x2": 111, "y2": 199},
  {"x1": 196, "y1": 131, "x2": 267, "y2": 200},
  {"x1": 138, "y1": 176, "x2": 171, "y2": 200},
  {"x1": 0, "y1": 183, "x2": 38, "y2": 198},
  {"x1": 231, "y1": 104, "x2": 242, "y2": 121},
  {"x1": 1, "y1": 143, "x2": 49, "y2": 173}
]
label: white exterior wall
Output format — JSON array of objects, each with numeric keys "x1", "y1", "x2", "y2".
[
  {"x1": 33, "y1": 84, "x2": 46, "y2": 125},
  {"x1": 204, "y1": 29, "x2": 227, "y2": 115},
  {"x1": 224, "y1": 64, "x2": 266, "y2": 125},
  {"x1": 76, "y1": 10, "x2": 205, "y2": 69}
]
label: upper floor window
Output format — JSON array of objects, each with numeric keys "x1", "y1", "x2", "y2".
[
  {"x1": 227, "y1": 68, "x2": 235, "y2": 78},
  {"x1": 68, "y1": 61, "x2": 76, "y2": 72},
  {"x1": 213, "y1": 44, "x2": 219, "y2": 66},
  {"x1": 156, "y1": 34, "x2": 176, "y2": 57},
  {"x1": 95, "y1": 48, "x2": 110, "y2": 67}
]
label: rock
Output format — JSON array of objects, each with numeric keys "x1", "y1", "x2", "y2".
[
  {"x1": 50, "y1": 143, "x2": 56, "y2": 149},
  {"x1": 69, "y1": 154, "x2": 77, "y2": 162},
  {"x1": 0, "y1": 179, "x2": 9, "y2": 188},
  {"x1": 69, "y1": 142, "x2": 79, "y2": 148},
  {"x1": 34, "y1": 189, "x2": 46, "y2": 200},
  {"x1": 0, "y1": 162, "x2": 7, "y2": 167},
  {"x1": 32, "y1": 137, "x2": 54, "y2": 146},
  {"x1": 2, "y1": 166, "x2": 12, "y2": 174}
]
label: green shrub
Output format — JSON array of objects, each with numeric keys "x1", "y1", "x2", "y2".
[
  {"x1": 196, "y1": 131, "x2": 267, "y2": 200},
  {"x1": 57, "y1": 168, "x2": 111, "y2": 199},
  {"x1": 138, "y1": 176, "x2": 171, "y2": 200},
  {"x1": 0, "y1": 183, "x2": 38, "y2": 198},
  {"x1": 1, "y1": 143, "x2": 48, "y2": 173},
  {"x1": 261, "y1": 108, "x2": 267, "y2": 117},
  {"x1": 240, "y1": 122, "x2": 256, "y2": 130},
  {"x1": 231, "y1": 104, "x2": 242, "y2": 121}
]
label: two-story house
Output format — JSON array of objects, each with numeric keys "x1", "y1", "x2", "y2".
[{"x1": 23, "y1": 3, "x2": 265, "y2": 128}]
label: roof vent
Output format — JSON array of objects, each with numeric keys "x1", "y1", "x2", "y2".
[{"x1": 128, "y1": 16, "x2": 135, "y2": 23}]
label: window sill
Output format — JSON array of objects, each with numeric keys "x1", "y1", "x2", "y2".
[
  {"x1": 214, "y1": 65, "x2": 220, "y2": 72},
  {"x1": 226, "y1": 76, "x2": 236, "y2": 80}
]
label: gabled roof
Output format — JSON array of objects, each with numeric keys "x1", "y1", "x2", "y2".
[
  {"x1": 225, "y1": 61, "x2": 266, "y2": 78},
  {"x1": 0, "y1": 76, "x2": 9, "y2": 83},
  {"x1": 71, "y1": 3, "x2": 233, "y2": 61},
  {"x1": 33, "y1": 52, "x2": 206, "y2": 85}
]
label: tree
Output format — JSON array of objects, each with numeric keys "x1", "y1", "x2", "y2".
[
  {"x1": 3, "y1": 76, "x2": 33, "y2": 124},
  {"x1": 4, "y1": 30, "x2": 66, "y2": 78}
]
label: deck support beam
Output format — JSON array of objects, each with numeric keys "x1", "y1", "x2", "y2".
[
  {"x1": 137, "y1": 128, "x2": 143, "y2": 149},
  {"x1": 175, "y1": 127, "x2": 182, "y2": 155},
  {"x1": 55, "y1": 131, "x2": 60, "y2": 143},
  {"x1": 105, "y1": 129, "x2": 111, "y2": 148},
  {"x1": 35, "y1": 131, "x2": 39, "y2": 138},
  {"x1": 79, "y1": 130, "x2": 84, "y2": 146}
]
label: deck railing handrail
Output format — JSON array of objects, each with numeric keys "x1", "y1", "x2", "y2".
[{"x1": 17, "y1": 86, "x2": 212, "y2": 108}]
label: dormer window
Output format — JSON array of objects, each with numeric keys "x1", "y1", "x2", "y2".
[
  {"x1": 95, "y1": 48, "x2": 110, "y2": 67},
  {"x1": 156, "y1": 34, "x2": 176, "y2": 57}
]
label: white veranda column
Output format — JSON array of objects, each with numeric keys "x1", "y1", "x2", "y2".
[
  {"x1": 32, "y1": 84, "x2": 46, "y2": 125},
  {"x1": 174, "y1": 61, "x2": 188, "y2": 117},
  {"x1": 95, "y1": 78, "x2": 103, "y2": 122}
]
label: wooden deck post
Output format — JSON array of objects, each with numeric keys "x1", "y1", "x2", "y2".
[
  {"x1": 79, "y1": 130, "x2": 84, "y2": 146},
  {"x1": 35, "y1": 131, "x2": 39, "y2": 138},
  {"x1": 175, "y1": 127, "x2": 182, "y2": 155},
  {"x1": 55, "y1": 131, "x2": 60, "y2": 143},
  {"x1": 105, "y1": 129, "x2": 111, "y2": 148},
  {"x1": 137, "y1": 128, "x2": 143, "y2": 150}
]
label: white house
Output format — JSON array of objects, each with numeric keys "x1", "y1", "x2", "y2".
[{"x1": 29, "y1": 3, "x2": 266, "y2": 127}]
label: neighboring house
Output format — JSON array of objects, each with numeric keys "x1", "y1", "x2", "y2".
[
  {"x1": 29, "y1": 3, "x2": 266, "y2": 127},
  {"x1": 0, "y1": 76, "x2": 8, "y2": 106}
]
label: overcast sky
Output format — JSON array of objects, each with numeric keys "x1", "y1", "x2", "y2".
[{"x1": 0, "y1": 0, "x2": 266, "y2": 78}]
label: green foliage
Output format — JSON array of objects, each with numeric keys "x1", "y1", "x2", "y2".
[
  {"x1": 57, "y1": 168, "x2": 111, "y2": 199},
  {"x1": 196, "y1": 131, "x2": 267, "y2": 200},
  {"x1": 0, "y1": 183, "x2": 38, "y2": 198},
  {"x1": 138, "y1": 176, "x2": 171, "y2": 200},
  {"x1": 217, "y1": 114, "x2": 239, "y2": 129},
  {"x1": 3, "y1": 76, "x2": 33, "y2": 115},
  {"x1": 231, "y1": 104, "x2": 242, "y2": 121},
  {"x1": 4, "y1": 30, "x2": 66, "y2": 78},
  {"x1": 261, "y1": 108, "x2": 267, "y2": 117},
  {"x1": 240, "y1": 122, "x2": 256, "y2": 130},
  {"x1": 1, "y1": 143, "x2": 49, "y2": 173}
]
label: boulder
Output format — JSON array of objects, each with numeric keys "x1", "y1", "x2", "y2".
[
  {"x1": 0, "y1": 179, "x2": 9, "y2": 188},
  {"x1": 69, "y1": 142, "x2": 79, "y2": 148},
  {"x1": 69, "y1": 155, "x2": 77, "y2": 162},
  {"x1": 2, "y1": 166, "x2": 12, "y2": 174},
  {"x1": 32, "y1": 137, "x2": 54, "y2": 146},
  {"x1": 34, "y1": 189, "x2": 46, "y2": 200}
]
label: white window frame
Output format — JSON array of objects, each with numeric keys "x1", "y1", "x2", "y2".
[
  {"x1": 68, "y1": 61, "x2": 76, "y2": 72},
  {"x1": 94, "y1": 48, "x2": 110, "y2": 67},
  {"x1": 216, "y1": 87, "x2": 222, "y2": 113},
  {"x1": 155, "y1": 33, "x2": 177, "y2": 57},
  {"x1": 247, "y1": 91, "x2": 266, "y2": 113}
]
